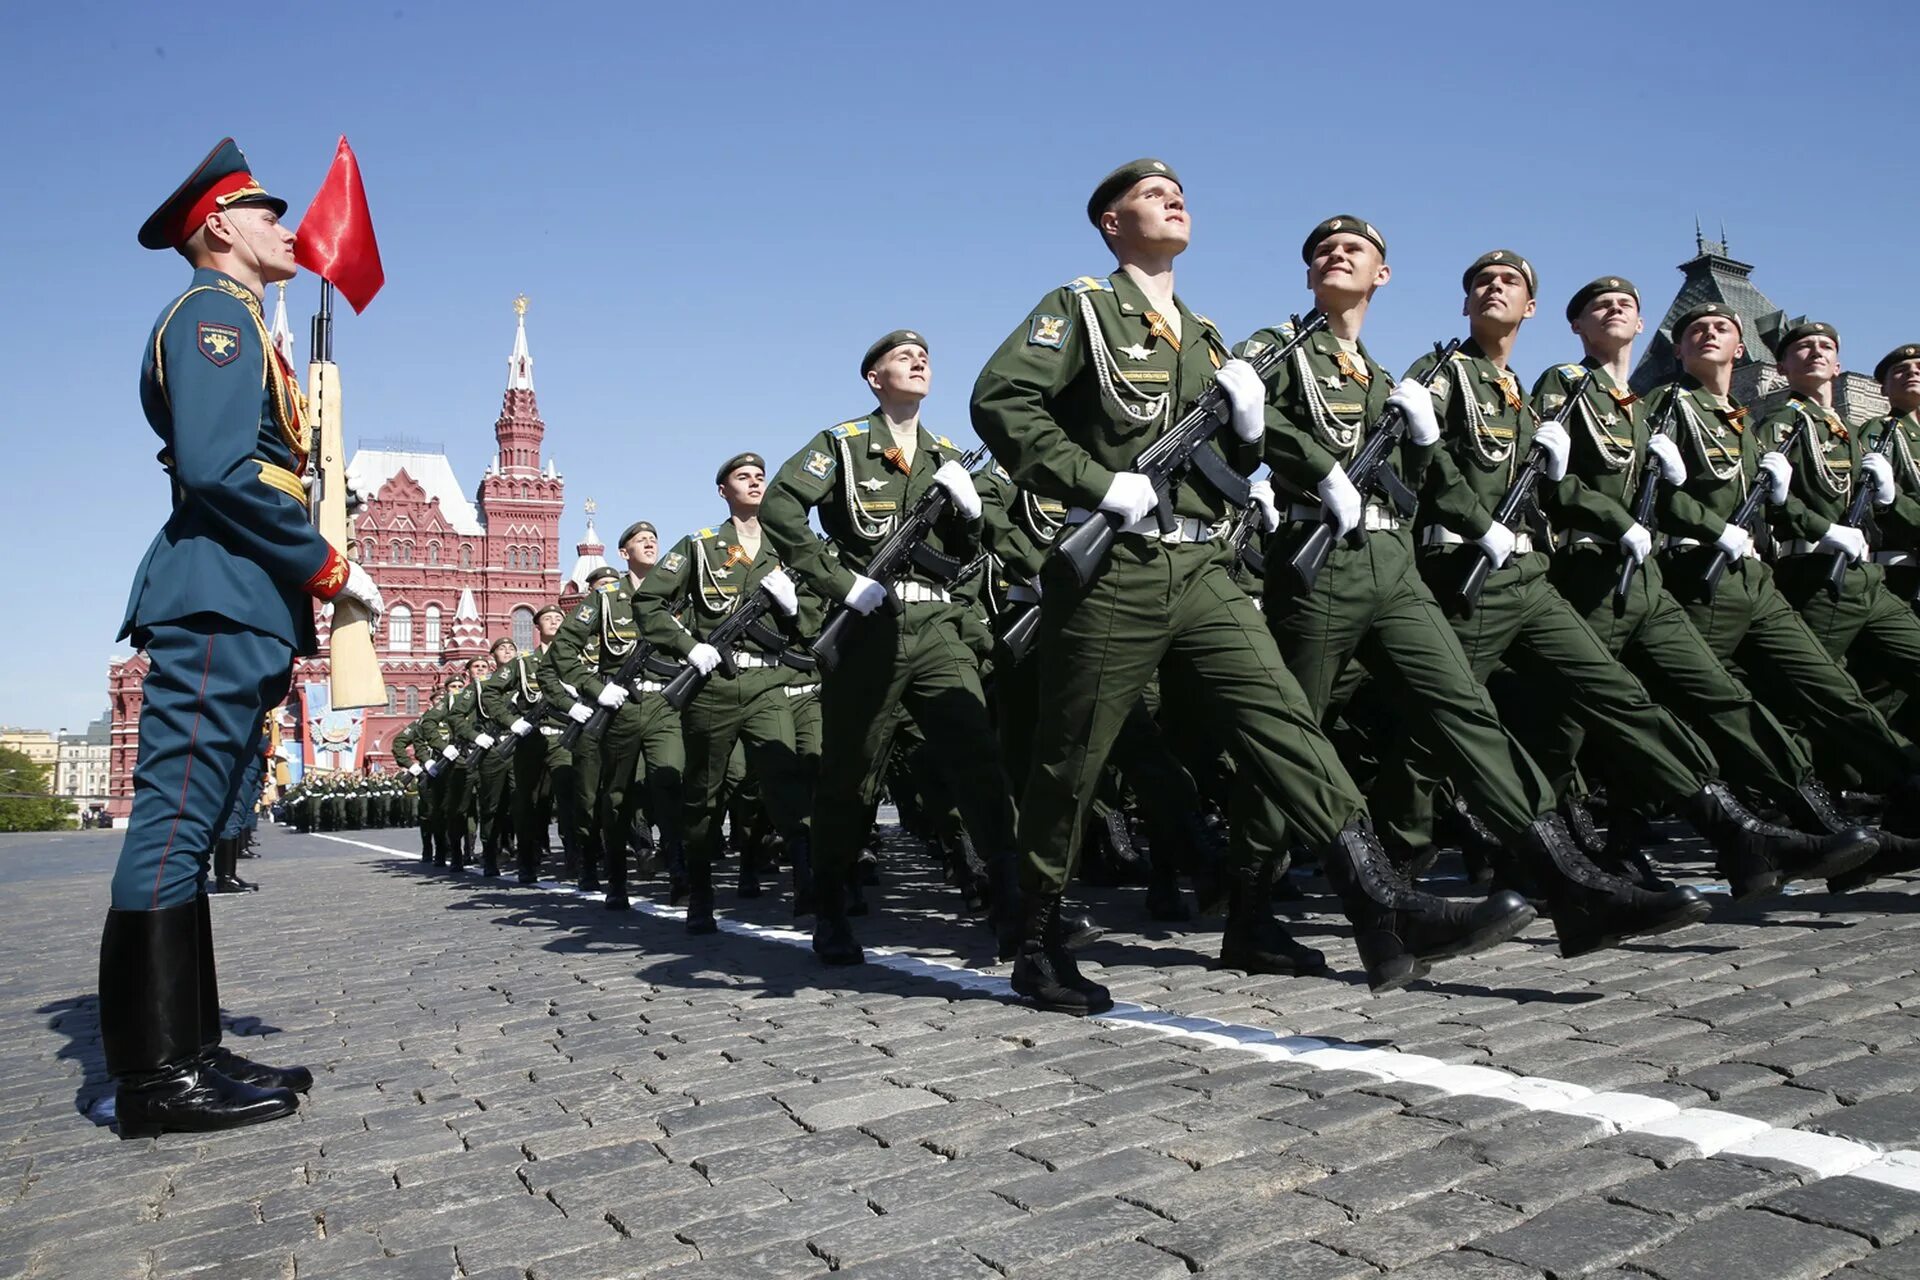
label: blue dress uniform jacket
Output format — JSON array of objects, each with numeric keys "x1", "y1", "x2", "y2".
[{"x1": 123, "y1": 268, "x2": 339, "y2": 653}]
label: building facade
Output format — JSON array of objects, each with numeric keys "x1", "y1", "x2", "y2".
[{"x1": 55, "y1": 714, "x2": 112, "y2": 820}]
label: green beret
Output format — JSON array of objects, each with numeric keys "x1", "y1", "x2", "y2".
[
  {"x1": 1463, "y1": 249, "x2": 1536, "y2": 296},
  {"x1": 1772, "y1": 320, "x2": 1839, "y2": 360},
  {"x1": 1875, "y1": 344, "x2": 1920, "y2": 383},
  {"x1": 585, "y1": 565, "x2": 620, "y2": 587},
  {"x1": 1087, "y1": 158, "x2": 1181, "y2": 227},
  {"x1": 535, "y1": 603, "x2": 566, "y2": 621},
  {"x1": 715, "y1": 452, "x2": 767, "y2": 484},
  {"x1": 618, "y1": 521, "x2": 656, "y2": 548},
  {"x1": 1565, "y1": 276, "x2": 1639, "y2": 322},
  {"x1": 1672, "y1": 302, "x2": 1742, "y2": 343},
  {"x1": 861, "y1": 329, "x2": 928, "y2": 377},
  {"x1": 1301, "y1": 215, "x2": 1386, "y2": 264}
]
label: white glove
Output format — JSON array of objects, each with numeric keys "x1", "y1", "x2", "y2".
[
  {"x1": 932, "y1": 459, "x2": 983, "y2": 520},
  {"x1": 426, "y1": 760, "x2": 442, "y2": 777},
  {"x1": 1818, "y1": 523, "x2": 1868, "y2": 563},
  {"x1": 567, "y1": 701, "x2": 594, "y2": 725},
  {"x1": 1648, "y1": 435, "x2": 1687, "y2": 486},
  {"x1": 1247, "y1": 479, "x2": 1281, "y2": 533},
  {"x1": 510, "y1": 717, "x2": 532, "y2": 737},
  {"x1": 596, "y1": 683, "x2": 629, "y2": 710},
  {"x1": 760, "y1": 567, "x2": 799, "y2": 617},
  {"x1": 441, "y1": 745, "x2": 459, "y2": 761},
  {"x1": 473, "y1": 733, "x2": 495, "y2": 750},
  {"x1": 1758, "y1": 452, "x2": 1792, "y2": 505},
  {"x1": 407, "y1": 763, "x2": 423, "y2": 777},
  {"x1": 1619, "y1": 522, "x2": 1652, "y2": 565},
  {"x1": 1475, "y1": 521, "x2": 1517, "y2": 570},
  {"x1": 1533, "y1": 421, "x2": 1571, "y2": 483},
  {"x1": 1006, "y1": 582, "x2": 1042, "y2": 605},
  {"x1": 337, "y1": 561, "x2": 386, "y2": 630},
  {"x1": 1316, "y1": 464, "x2": 1362, "y2": 539},
  {"x1": 843, "y1": 573, "x2": 887, "y2": 615},
  {"x1": 1215, "y1": 358, "x2": 1266, "y2": 443},
  {"x1": 1864, "y1": 453, "x2": 1897, "y2": 507},
  {"x1": 1389, "y1": 378, "x2": 1441, "y2": 447},
  {"x1": 1715, "y1": 522, "x2": 1754, "y2": 561},
  {"x1": 1099, "y1": 472, "x2": 1158, "y2": 525},
  {"x1": 688, "y1": 643, "x2": 722, "y2": 676}
]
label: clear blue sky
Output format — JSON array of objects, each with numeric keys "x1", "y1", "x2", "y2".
[{"x1": 3, "y1": 0, "x2": 1917, "y2": 733}]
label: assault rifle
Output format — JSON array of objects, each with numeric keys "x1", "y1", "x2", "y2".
[
  {"x1": 1452, "y1": 377, "x2": 1593, "y2": 616},
  {"x1": 556, "y1": 642, "x2": 678, "y2": 751},
  {"x1": 1701, "y1": 420, "x2": 1808, "y2": 599},
  {"x1": 1056, "y1": 312, "x2": 1328, "y2": 590},
  {"x1": 1825, "y1": 420, "x2": 1896, "y2": 599},
  {"x1": 1616, "y1": 386, "x2": 1685, "y2": 604},
  {"x1": 659, "y1": 583, "x2": 781, "y2": 712},
  {"x1": 459, "y1": 712, "x2": 507, "y2": 770},
  {"x1": 1225, "y1": 501, "x2": 1268, "y2": 585},
  {"x1": 1286, "y1": 338, "x2": 1459, "y2": 593},
  {"x1": 813, "y1": 445, "x2": 988, "y2": 675}
]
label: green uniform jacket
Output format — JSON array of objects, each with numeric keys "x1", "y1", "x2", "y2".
[
  {"x1": 1642, "y1": 377, "x2": 1755, "y2": 543},
  {"x1": 1405, "y1": 341, "x2": 1545, "y2": 542},
  {"x1": 544, "y1": 581, "x2": 640, "y2": 707},
  {"x1": 977, "y1": 464, "x2": 1067, "y2": 586},
  {"x1": 634, "y1": 520, "x2": 809, "y2": 659},
  {"x1": 970, "y1": 270, "x2": 1253, "y2": 522},
  {"x1": 416, "y1": 688, "x2": 461, "y2": 754},
  {"x1": 500, "y1": 650, "x2": 557, "y2": 724},
  {"x1": 1754, "y1": 395, "x2": 1874, "y2": 543},
  {"x1": 762, "y1": 414, "x2": 981, "y2": 603},
  {"x1": 1859, "y1": 408, "x2": 1920, "y2": 552},
  {"x1": 391, "y1": 721, "x2": 419, "y2": 771},
  {"x1": 1530, "y1": 360, "x2": 1646, "y2": 542}
]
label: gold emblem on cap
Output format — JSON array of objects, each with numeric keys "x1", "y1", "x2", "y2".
[
  {"x1": 1607, "y1": 278, "x2": 1620, "y2": 287},
  {"x1": 1330, "y1": 219, "x2": 1344, "y2": 230},
  {"x1": 905, "y1": 332, "x2": 918, "y2": 340}
]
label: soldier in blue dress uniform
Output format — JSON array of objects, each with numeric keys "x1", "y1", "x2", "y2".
[{"x1": 101, "y1": 139, "x2": 385, "y2": 1138}]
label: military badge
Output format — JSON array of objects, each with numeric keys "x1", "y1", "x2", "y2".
[
  {"x1": 804, "y1": 450, "x2": 835, "y2": 480},
  {"x1": 1028, "y1": 313, "x2": 1070, "y2": 350},
  {"x1": 661, "y1": 552, "x2": 686, "y2": 573},
  {"x1": 574, "y1": 605, "x2": 594, "y2": 622},
  {"x1": 197, "y1": 321, "x2": 242, "y2": 366}
]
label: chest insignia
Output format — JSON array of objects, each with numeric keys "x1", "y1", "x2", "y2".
[
  {"x1": 1119, "y1": 342, "x2": 1152, "y2": 361},
  {"x1": 1321, "y1": 373, "x2": 1344, "y2": 390},
  {"x1": 859, "y1": 476, "x2": 887, "y2": 491}
]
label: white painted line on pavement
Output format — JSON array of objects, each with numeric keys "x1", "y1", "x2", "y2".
[{"x1": 315, "y1": 833, "x2": 1919, "y2": 1190}]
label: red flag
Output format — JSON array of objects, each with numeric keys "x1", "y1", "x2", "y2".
[{"x1": 295, "y1": 136, "x2": 385, "y2": 314}]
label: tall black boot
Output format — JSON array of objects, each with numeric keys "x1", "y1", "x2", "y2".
[
  {"x1": 984, "y1": 851, "x2": 1024, "y2": 961},
  {"x1": 194, "y1": 895, "x2": 310, "y2": 1094},
  {"x1": 1601, "y1": 810, "x2": 1671, "y2": 891},
  {"x1": 419, "y1": 824, "x2": 434, "y2": 865},
  {"x1": 1787, "y1": 780, "x2": 1915, "y2": 893},
  {"x1": 1559, "y1": 795, "x2": 1608, "y2": 859},
  {"x1": 99, "y1": 903, "x2": 297, "y2": 1139},
  {"x1": 1523, "y1": 815, "x2": 1710, "y2": 957},
  {"x1": 1179, "y1": 810, "x2": 1230, "y2": 916},
  {"x1": 603, "y1": 838, "x2": 630, "y2": 911},
  {"x1": 1218, "y1": 861, "x2": 1327, "y2": 976},
  {"x1": 1324, "y1": 817, "x2": 1536, "y2": 991},
  {"x1": 1009, "y1": 894, "x2": 1112, "y2": 1014},
  {"x1": 685, "y1": 858, "x2": 718, "y2": 935},
  {"x1": 736, "y1": 828, "x2": 762, "y2": 900},
  {"x1": 788, "y1": 833, "x2": 816, "y2": 918},
  {"x1": 663, "y1": 830, "x2": 689, "y2": 905},
  {"x1": 811, "y1": 865, "x2": 866, "y2": 966},
  {"x1": 1680, "y1": 781, "x2": 1876, "y2": 902},
  {"x1": 210, "y1": 837, "x2": 256, "y2": 894}
]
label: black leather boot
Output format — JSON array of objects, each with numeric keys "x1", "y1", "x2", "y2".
[
  {"x1": 1325, "y1": 817, "x2": 1536, "y2": 992},
  {"x1": 787, "y1": 833, "x2": 817, "y2": 917},
  {"x1": 1788, "y1": 779, "x2": 1915, "y2": 893},
  {"x1": 1218, "y1": 862, "x2": 1326, "y2": 976},
  {"x1": 194, "y1": 895, "x2": 311, "y2": 1093},
  {"x1": 481, "y1": 837, "x2": 502, "y2": 878},
  {"x1": 578, "y1": 841, "x2": 601, "y2": 895},
  {"x1": 603, "y1": 840, "x2": 630, "y2": 912},
  {"x1": 661, "y1": 831, "x2": 689, "y2": 905},
  {"x1": 811, "y1": 866, "x2": 866, "y2": 966},
  {"x1": 1523, "y1": 815, "x2": 1710, "y2": 957},
  {"x1": 1680, "y1": 781, "x2": 1876, "y2": 902},
  {"x1": 984, "y1": 852, "x2": 1024, "y2": 962},
  {"x1": 1144, "y1": 857, "x2": 1191, "y2": 922},
  {"x1": 1180, "y1": 811, "x2": 1230, "y2": 916},
  {"x1": 100, "y1": 903, "x2": 297, "y2": 1139},
  {"x1": 419, "y1": 825, "x2": 434, "y2": 865},
  {"x1": 211, "y1": 837, "x2": 256, "y2": 894},
  {"x1": 1560, "y1": 796, "x2": 1608, "y2": 858},
  {"x1": 1599, "y1": 810, "x2": 1671, "y2": 891},
  {"x1": 685, "y1": 859, "x2": 718, "y2": 935},
  {"x1": 1010, "y1": 894, "x2": 1113, "y2": 1014},
  {"x1": 736, "y1": 831, "x2": 762, "y2": 899}
]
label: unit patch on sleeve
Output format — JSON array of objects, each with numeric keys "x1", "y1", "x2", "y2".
[
  {"x1": 197, "y1": 321, "x2": 242, "y2": 366},
  {"x1": 804, "y1": 449, "x2": 835, "y2": 480},
  {"x1": 1028, "y1": 313, "x2": 1070, "y2": 350},
  {"x1": 661, "y1": 552, "x2": 685, "y2": 574}
]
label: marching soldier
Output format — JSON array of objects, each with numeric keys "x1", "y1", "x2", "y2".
[
  {"x1": 636, "y1": 452, "x2": 819, "y2": 932},
  {"x1": 419, "y1": 669, "x2": 468, "y2": 866},
  {"x1": 970, "y1": 162, "x2": 1535, "y2": 1011},
  {"x1": 501, "y1": 603, "x2": 569, "y2": 884},
  {"x1": 465, "y1": 638, "x2": 519, "y2": 876},
  {"x1": 763, "y1": 329, "x2": 1024, "y2": 967},
  {"x1": 441, "y1": 654, "x2": 496, "y2": 869}
]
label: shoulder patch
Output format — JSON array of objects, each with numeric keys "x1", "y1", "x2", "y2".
[
  {"x1": 1557, "y1": 363, "x2": 1587, "y2": 380},
  {"x1": 696, "y1": 527, "x2": 716, "y2": 540},
  {"x1": 574, "y1": 604, "x2": 594, "y2": 622},
  {"x1": 1028, "y1": 313, "x2": 1070, "y2": 349},
  {"x1": 993, "y1": 463, "x2": 1011, "y2": 481},
  {"x1": 1067, "y1": 275, "x2": 1113, "y2": 294},
  {"x1": 829, "y1": 420, "x2": 868, "y2": 439},
  {"x1": 197, "y1": 321, "x2": 242, "y2": 366},
  {"x1": 803, "y1": 449, "x2": 835, "y2": 480},
  {"x1": 661, "y1": 552, "x2": 686, "y2": 573},
  {"x1": 1240, "y1": 338, "x2": 1269, "y2": 358}
]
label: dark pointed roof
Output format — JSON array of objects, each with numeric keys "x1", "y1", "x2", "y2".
[{"x1": 1630, "y1": 227, "x2": 1788, "y2": 394}]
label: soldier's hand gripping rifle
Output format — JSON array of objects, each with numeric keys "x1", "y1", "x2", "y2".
[
  {"x1": 1824, "y1": 420, "x2": 1896, "y2": 599},
  {"x1": 659, "y1": 585, "x2": 779, "y2": 712},
  {"x1": 459, "y1": 712, "x2": 507, "y2": 769},
  {"x1": 1701, "y1": 420, "x2": 1808, "y2": 599},
  {"x1": 1616, "y1": 388, "x2": 1685, "y2": 603},
  {"x1": 1453, "y1": 380, "x2": 1592, "y2": 616},
  {"x1": 1287, "y1": 338, "x2": 1459, "y2": 593},
  {"x1": 813, "y1": 445, "x2": 989, "y2": 675},
  {"x1": 1054, "y1": 312, "x2": 1328, "y2": 591},
  {"x1": 556, "y1": 641, "x2": 676, "y2": 751}
]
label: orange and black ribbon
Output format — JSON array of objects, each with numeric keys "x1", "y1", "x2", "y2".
[
  {"x1": 882, "y1": 447, "x2": 911, "y2": 474},
  {"x1": 1144, "y1": 312, "x2": 1181, "y2": 352}
]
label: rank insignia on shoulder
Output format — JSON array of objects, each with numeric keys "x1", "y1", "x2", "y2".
[
  {"x1": 804, "y1": 449, "x2": 835, "y2": 480},
  {"x1": 198, "y1": 321, "x2": 242, "y2": 366},
  {"x1": 1557, "y1": 363, "x2": 1588, "y2": 380},
  {"x1": 1029, "y1": 313, "x2": 1070, "y2": 349},
  {"x1": 661, "y1": 552, "x2": 686, "y2": 573},
  {"x1": 697, "y1": 527, "x2": 715, "y2": 540},
  {"x1": 936, "y1": 435, "x2": 956, "y2": 449},
  {"x1": 1067, "y1": 275, "x2": 1113, "y2": 294},
  {"x1": 828, "y1": 420, "x2": 868, "y2": 439}
]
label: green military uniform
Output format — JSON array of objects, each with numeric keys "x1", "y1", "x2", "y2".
[
  {"x1": 417, "y1": 682, "x2": 464, "y2": 866},
  {"x1": 544, "y1": 574, "x2": 685, "y2": 907},
  {"x1": 762, "y1": 399, "x2": 1019, "y2": 942},
  {"x1": 465, "y1": 662, "x2": 517, "y2": 874},
  {"x1": 500, "y1": 627, "x2": 567, "y2": 884},
  {"x1": 441, "y1": 680, "x2": 482, "y2": 865},
  {"x1": 636, "y1": 510, "x2": 817, "y2": 923},
  {"x1": 399, "y1": 714, "x2": 439, "y2": 858}
]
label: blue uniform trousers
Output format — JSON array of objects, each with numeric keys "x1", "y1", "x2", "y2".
[
  {"x1": 219, "y1": 750, "x2": 266, "y2": 841},
  {"x1": 112, "y1": 616, "x2": 292, "y2": 910}
]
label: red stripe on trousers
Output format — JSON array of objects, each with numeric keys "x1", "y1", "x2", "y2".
[{"x1": 149, "y1": 632, "x2": 217, "y2": 908}]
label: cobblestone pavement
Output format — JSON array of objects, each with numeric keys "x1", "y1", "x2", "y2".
[{"x1": 8, "y1": 822, "x2": 1920, "y2": 1280}]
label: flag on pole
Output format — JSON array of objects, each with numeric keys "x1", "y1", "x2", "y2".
[{"x1": 295, "y1": 136, "x2": 385, "y2": 314}]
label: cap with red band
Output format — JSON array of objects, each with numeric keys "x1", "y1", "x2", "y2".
[{"x1": 139, "y1": 137, "x2": 289, "y2": 251}]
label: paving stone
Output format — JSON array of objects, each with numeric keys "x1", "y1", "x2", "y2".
[
  {"x1": 1847, "y1": 1233, "x2": 1920, "y2": 1278},
  {"x1": 965, "y1": 1196, "x2": 1166, "y2": 1273},
  {"x1": 1388, "y1": 1252, "x2": 1555, "y2": 1279},
  {"x1": 989, "y1": 1147, "x2": 1187, "y2": 1212},
  {"x1": 1630, "y1": 1204, "x2": 1869, "y2": 1279},
  {"x1": 1140, "y1": 1191, "x2": 1350, "y2": 1269},
  {"x1": 1199, "y1": 1239, "x2": 1379, "y2": 1280},
  {"x1": 1470, "y1": 1197, "x2": 1685, "y2": 1276},
  {"x1": 1301, "y1": 1146, "x2": 1490, "y2": 1214},
  {"x1": 832, "y1": 1246, "x2": 1002, "y2": 1280},
  {"x1": 1794, "y1": 1053, "x2": 1920, "y2": 1106},
  {"x1": 1024, "y1": 1239, "x2": 1189, "y2": 1280},
  {"x1": 1315, "y1": 1189, "x2": 1524, "y2": 1269},
  {"x1": 1760, "y1": 1174, "x2": 1920, "y2": 1246},
  {"x1": 1808, "y1": 1091, "x2": 1920, "y2": 1150},
  {"x1": 810, "y1": 1190, "x2": 1027, "y2": 1268},
  {"x1": 780, "y1": 1080, "x2": 946, "y2": 1131},
  {"x1": 1606, "y1": 1157, "x2": 1798, "y2": 1223}
]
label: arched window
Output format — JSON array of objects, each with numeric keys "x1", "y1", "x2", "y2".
[
  {"x1": 427, "y1": 541, "x2": 440, "y2": 565},
  {"x1": 511, "y1": 606, "x2": 536, "y2": 652},
  {"x1": 531, "y1": 545, "x2": 542, "y2": 569},
  {"x1": 404, "y1": 686, "x2": 419, "y2": 716},
  {"x1": 386, "y1": 686, "x2": 397, "y2": 714},
  {"x1": 460, "y1": 543, "x2": 472, "y2": 569},
  {"x1": 362, "y1": 540, "x2": 378, "y2": 562},
  {"x1": 424, "y1": 605, "x2": 442, "y2": 652},
  {"x1": 387, "y1": 605, "x2": 413, "y2": 653},
  {"x1": 520, "y1": 482, "x2": 530, "y2": 501}
]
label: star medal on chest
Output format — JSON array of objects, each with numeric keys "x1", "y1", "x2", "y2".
[
  {"x1": 1119, "y1": 343, "x2": 1152, "y2": 361},
  {"x1": 858, "y1": 476, "x2": 887, "y2": 492}
]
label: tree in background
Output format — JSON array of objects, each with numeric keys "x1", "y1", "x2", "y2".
[{"x1": 0, "y1": 747, "x2": 72, "y2": 832}]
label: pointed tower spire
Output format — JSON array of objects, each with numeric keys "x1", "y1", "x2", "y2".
[
  {"x1": 566, "y1": 497, "x2": 610, "y2": 598},
  {"x1": 270, "y1": 282, "x2": 297, "y2": 368},
  {"x1": 493, "y1": 295, "x2": 546, "y2": 476},
  {"x1": 508, "y1": 293, "x2": 534, "y2": 390}
]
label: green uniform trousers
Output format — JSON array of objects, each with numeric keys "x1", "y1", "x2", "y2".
[
  {"x1": 1664, "y1": 546, "x2": 1918, "y2": 792},
  {"x1": 511, "y1": 728, "x2": 564, "y2": 873},
  {"x1": 1264, "y1": 527, "x2": 1552, "y2": 845},
  {"x1": 1382, "y1": 548, "x2": 1717, "y2": 848},
  {"x1": 474, "y1": 749, "x2": 513, "y2": 853},
  {"x1": 681, "y1": 666, "x2": 811, "y2": 871},
  {"x1": 1023, "y1": 538, "x2": 1362, "y2": 895},
  {"x1": 811, "y1": 602, "x2": 1016, "y2": 877},
  {"x1": 437, "y1": 764, "x2": 471, "y2": 857},
  {"x1": 575, "y1": 693, "x2": 683, "y2": 882},
  {"x1": 414, "y1": 771, "x2": 436, "y2": 835}
]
